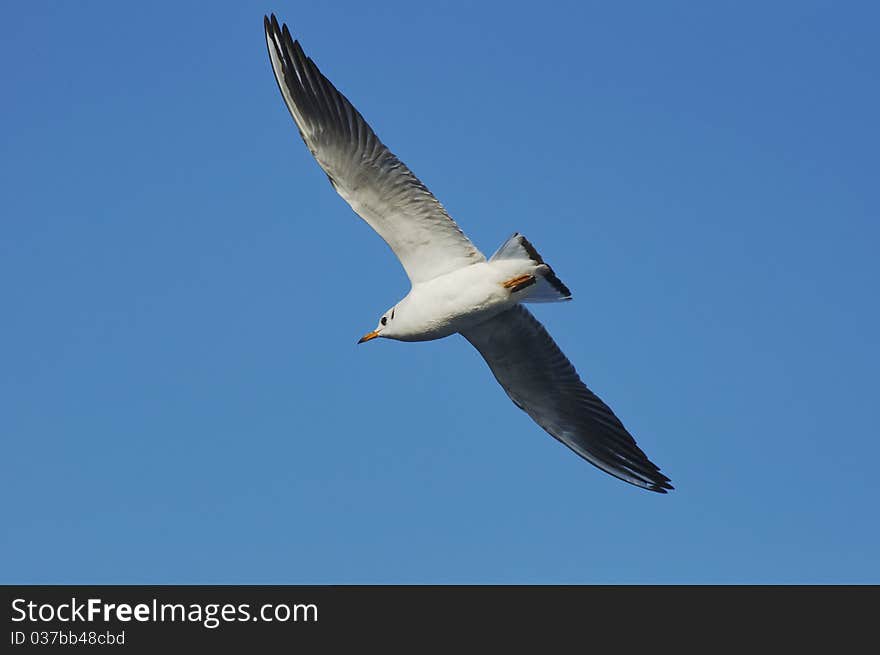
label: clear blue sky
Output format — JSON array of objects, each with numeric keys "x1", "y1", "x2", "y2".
[{"x1": 3, "y1": 1, "x2": 878, "y2": 583}]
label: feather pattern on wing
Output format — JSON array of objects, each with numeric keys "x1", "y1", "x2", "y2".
[
  {"x1": 264, "y1": 15, "x2": 485, "y2": 283},
  {"x1": 462, "y1": 305, "x2": 673, "y2": 492}
]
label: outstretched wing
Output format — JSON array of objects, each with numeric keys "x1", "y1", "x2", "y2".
[
  {"x1": 264, "y1": 15, "x2": 485, "y2": 284},
  {"x1": 462, "y1": 305, "x2": 673, "y2": 493}
]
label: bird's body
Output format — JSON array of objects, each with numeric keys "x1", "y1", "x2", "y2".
[
  {"x1": 386, "y1": 262, "x2": 525, "y2": 342},
  {"x1": 378, "y1": 257, "x2": 556, "y2": 342},
  {"x1": 264, "y1": 14, "x2": 673, "y2": 493}
]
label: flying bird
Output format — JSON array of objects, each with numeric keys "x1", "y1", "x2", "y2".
[{"x1": 263, "y1": 14, "x2": 672, "y2": 492}]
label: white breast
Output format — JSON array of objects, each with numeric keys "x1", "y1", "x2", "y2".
[{"x1": 393, "y1": 261, "x2": 535, "y2": 341}]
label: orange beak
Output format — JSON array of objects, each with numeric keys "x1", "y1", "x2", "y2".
[{"x1": 357, "y1": 330, "x2": 380, "y2": 344}]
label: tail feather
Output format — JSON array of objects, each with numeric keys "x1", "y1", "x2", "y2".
[{"x1": 491, "y1": 233, "x2": 572, "y2": 303}]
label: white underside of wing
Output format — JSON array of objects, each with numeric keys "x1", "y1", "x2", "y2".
[{"x1": 264, "y1": 16, "x2": 485, "y2": 284}]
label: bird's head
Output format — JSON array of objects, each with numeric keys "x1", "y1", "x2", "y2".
[{"x1": 357, "y1": 305, "x2": 398, "y2": 344}]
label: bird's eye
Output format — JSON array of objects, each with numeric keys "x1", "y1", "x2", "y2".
[{"x1": 380, "y1": 316, "x2": 387, "y2": 326}]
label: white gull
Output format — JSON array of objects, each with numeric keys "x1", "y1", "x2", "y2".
[{"x1": 264, "y1": 14, "x2": 672, "y2": 493}]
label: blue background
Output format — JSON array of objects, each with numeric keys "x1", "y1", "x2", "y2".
[{"x1": 3, "y1": 1, "x2": 878, "y2": 583}]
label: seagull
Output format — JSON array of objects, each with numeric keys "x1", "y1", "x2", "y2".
[{"x1": 263, "y1": 14, "x2": 673, "y2": 493}]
